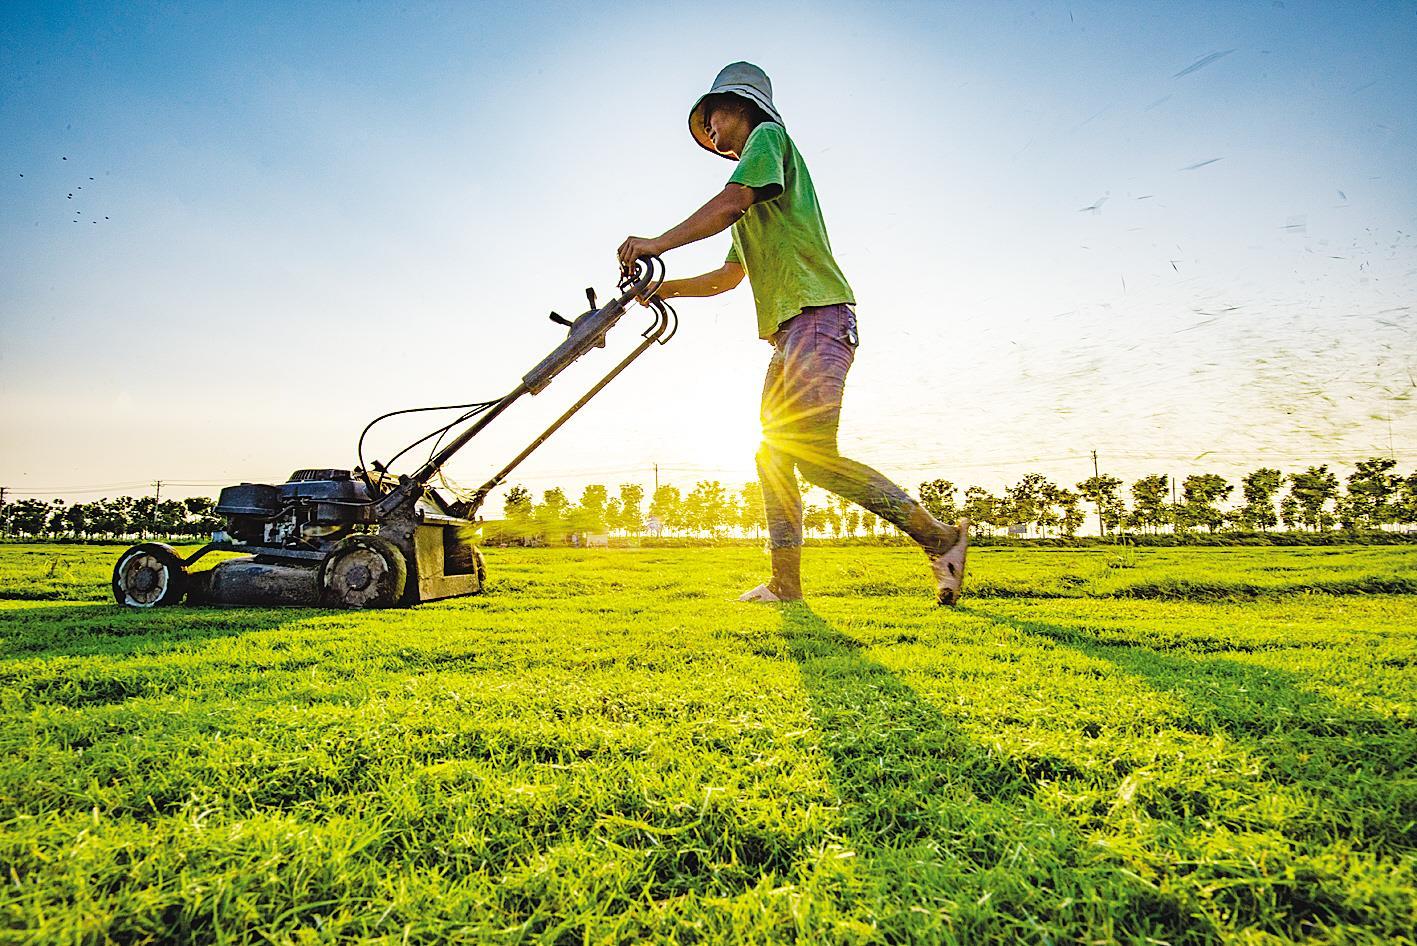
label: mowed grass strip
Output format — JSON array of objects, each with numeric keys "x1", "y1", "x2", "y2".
[{"x1": 0, "y1": 545, "x2": 1412, "y2": 944}]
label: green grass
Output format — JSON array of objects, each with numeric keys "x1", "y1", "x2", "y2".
[{"x1": 0, "y1": 544, "x2": 1413, "y2": 944}]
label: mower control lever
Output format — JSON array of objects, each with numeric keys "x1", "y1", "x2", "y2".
[{"x1": 371, "y1": 257, "x2": 667, "y2": 520}]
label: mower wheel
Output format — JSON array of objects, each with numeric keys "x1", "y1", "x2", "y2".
[
  {"x1": 320, "y1": 534, "x2": 407, "y2": 608},
  {"x1": 113, "y1": 543, "x2": 189, "y2": 608}
]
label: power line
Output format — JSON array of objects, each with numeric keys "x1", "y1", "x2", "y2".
[{"x1": 3, "y1": 481, "x2": 154, "y2": 495}]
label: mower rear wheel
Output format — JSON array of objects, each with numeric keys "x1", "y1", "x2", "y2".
[
  {"x1": 113, "y1": 543, "x2": 189, "y2": 608},
  {"x1": 320, "y1": 534, "x2": 407, "y2": 608}
]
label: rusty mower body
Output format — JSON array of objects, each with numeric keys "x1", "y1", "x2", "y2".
[{"x1": 113, "y1": 259, "x2": 675, "y2": 609}]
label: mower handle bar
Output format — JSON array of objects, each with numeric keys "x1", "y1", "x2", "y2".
[
  {"x1": 372, "y1": 257, "x2": 667, "y2": 517},
  {"x1": 522, "y1": 259, "x2": 658, "y2": 394}
]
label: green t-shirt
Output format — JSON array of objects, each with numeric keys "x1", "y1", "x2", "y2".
[{"x1": 724, "y1": 122, "x2": 854, "y2": 339}]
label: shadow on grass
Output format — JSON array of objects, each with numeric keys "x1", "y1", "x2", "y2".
[
  {"x1": 964, "y1": 606, "x2": 1415, "y2": 855},
  {"x1": 777, "y1": 604, "x2": 1185, "y2": 942},
  {"x1": 0, "y1": 603, "x2": 329, "y2": 662},
  {"x1": 960, "y1": 605, "x2": 1417, "y2": 943}
]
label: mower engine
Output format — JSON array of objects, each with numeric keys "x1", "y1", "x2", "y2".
[
  {"x1": 112, "y1": 468, "x2": 483, "y2": 610},
  {"x1": 217, "y1": 469, "x2": 375, "y2": 547}
]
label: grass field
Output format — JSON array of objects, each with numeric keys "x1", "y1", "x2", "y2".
[{"x1": 1, "y1": 543, "x2": 1414, "y2": 944}]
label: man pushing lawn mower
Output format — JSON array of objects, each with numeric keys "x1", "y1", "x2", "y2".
[{"x1": 617, "y1": 62, "x2": 969, "y2": 605}]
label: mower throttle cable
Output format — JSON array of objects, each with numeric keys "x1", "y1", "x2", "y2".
[
  {"x1": 356, "y1": 256, "x2": 668, "y2": 504},
  {"x1": 356, "y1": 399, "x2": 501, "y2": 497}
]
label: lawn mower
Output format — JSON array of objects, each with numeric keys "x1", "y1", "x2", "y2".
[{"x1": 113, "y1": 258, "x2": 675, "y2": 609}]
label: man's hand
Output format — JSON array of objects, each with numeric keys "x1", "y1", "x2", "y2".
[
  {"x1": 618, "y1": 184, "x2": 758, "y2": 275},
  {"x1": 617, "y1": 235, "x2": 663, "y2": 275}
]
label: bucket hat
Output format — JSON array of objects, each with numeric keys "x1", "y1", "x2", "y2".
[{"x1": 688, "y1": 62, "x2": 785, "y2": 159}]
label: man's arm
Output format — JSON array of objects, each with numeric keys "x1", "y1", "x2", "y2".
[
  {"x1": 617, "y1": 183, "x2": 759, "y2": 271},
  {"x1": 656, "y1": 261, "x2": 745, "y2": 300}
]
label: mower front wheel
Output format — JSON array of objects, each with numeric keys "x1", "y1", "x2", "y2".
[
  {"x1": 113, "y1": 543, "x2": 189, "y2": 608},
  {"x1": 320, "y1": 535, "x2": 407, "y2": 608}
]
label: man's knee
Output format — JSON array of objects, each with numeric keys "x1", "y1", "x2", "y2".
[
  {"x1": 789, "y1": 434, "x2": 844, "y2": 470},
  {"x1": 795, "y1": 459, "x2": 830, "y2": 489},
  {"x1": 755, "y1": 439, "x2": 782, "y2": 470}
]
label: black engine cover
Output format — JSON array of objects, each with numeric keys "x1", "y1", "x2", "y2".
[
  {"x1": 215, "y1": 483, "x2": 280, "y2": 517},
  {"x1": 277, "y1": 469, "x2": 371, "y2": 506},
  {"x1": 216, "y1": 470, "x2": 376, "y2": 527}
]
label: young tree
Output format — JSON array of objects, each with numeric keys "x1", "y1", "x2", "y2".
[
  {"x1": 825, "y1": 493, "x2": 851, "y2": 539},
  {"x1": 618, "y1": 483, "x2": 646, "y2": 536},
  {"x1": 918, "y1": 479, "x2": 958, "y2": 524},
  {"x1": 1077, "y1": 474, "x2": 1126, "y2": 536},
  {"x1": 962, "y1": 486, "x2": 1002, "y2": 537},
  {"x1": 684, "y1": 480, "x2": 730, "y2": 538},
  {"x1": 649, "y1": 485, "x2": 682, "y2": 536},
  {"x1": 9, "y1": 499, "x2": 50, "y2": 536},
  {"x1": 603, "y1": 497, "x2": 624, "y2": 535},
  {"x1": 1396, "y1": 471, "x2": 1417, "y2": 531},
  {"x1": 844, "y1": 507, "x2": 861, "y2": 537},
  {"x1": 1054, "y1": 487, "x2": 1085, "y2": 537},
  {"x1": 1285, "y1": 465, "x2": 1340, "y2": 531},
  {"x1": 62, "y1": 501, "x2": 90, "y2": 538},
  {"x1": 85, "y1": 498, "x2": 125, "y2": 538},
  {"x1": 44, "y1": 499, "x2": 67, "y2": 537},
  {"x1": 1342, "y1": 457, "x2": 1400, "y2": 530},
  {"x1": 1238, "y1": 468, "x2": 1283, "y2": 532},
  {"x1": 1004, "y1": 473, "x2": 1051, "y2": 537},
  {"x1": 131, "y1": 496, "x2": 156, "y2": 538},
  {"x1": 1178, "y1": 473, "x2": 1232, "y2": 533},
  {"x1": 802, "y1": 503, "x2": 827, "y2": 538},
  {"x1": 503, "y1": 484, "x2": 535, "y2": 542},
  {"x1": 154, "y1": 500, "x2": 189, "y2": 537},
  {"x1": 183, "y1": 496, "x2": 223, "y2": 538},
  {"x1": 1129, "y1": 475, "x2": 1171, "y2": 535},
  {"x1": 537, "y1": 488, "x2": 571, "y2": 544},
  {"x1": 737, "y1": 481, "x2": 765, "y2": 538},
  {"x1": 1036, "y1": 480, "x2": 1067, "y2": 536},
  {"x1": 573, "y1": 484, "x2": 609, "y2": 536},
  {"x1": 701, "y1": 480, "x2": 731, "y2": 537}
]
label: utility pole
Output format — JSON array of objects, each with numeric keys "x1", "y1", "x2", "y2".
[
  {"x1": 149, "y1": 480, "x2": 163, "y2": 537},
  {"x1": 1170, "y1": 474, "x2": 1177, "y2": 534},
  {"x1": 1091, "y1": 450, "x2": 1104, "y2": 537},
  {"x1": 0, "y1": 486, "x2": 7, "y2": 537},
  {"x1": 653, "y1": 463, "x2": 659, "y2": 494}
]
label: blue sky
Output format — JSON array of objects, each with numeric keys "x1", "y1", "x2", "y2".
[{"x1": 2, "y1": 0, "x2": 1414, "y2": 510}]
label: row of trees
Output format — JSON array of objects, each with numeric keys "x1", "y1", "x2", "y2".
[
  {"x1": 923, "y1": 459, "x2": 1417, "y2": 537},
  {"x1": 495, "y1": 480, "x2": 905, "y2": 544},
  {"x1": 0, "y1": 495, "x2": 222, "y2": 540},
  {"x1": 3, "y1": 458, "x2": 1413, "y2": 542},
  {"x1": 492, "y1": 458, "x2": 1417, "y2": 543}
]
